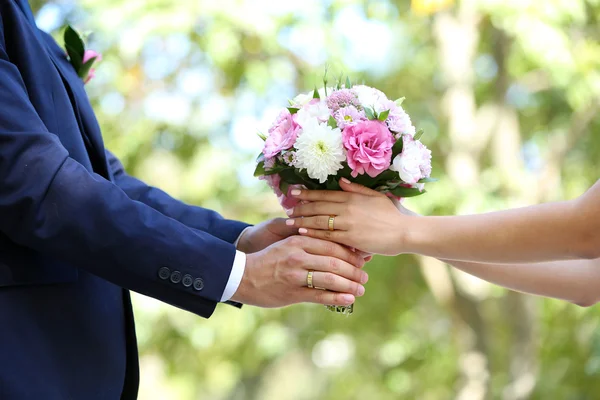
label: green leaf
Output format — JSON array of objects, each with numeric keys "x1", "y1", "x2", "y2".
[
  {"x1": 279, "y1": 179, "x2": 290, "y2": 195},
  {"x1": 257, "y1": 132, "x2": 267, "y2": 141},
  {"x1": 389, "y1": 186, "x2": 425, "y2": 198},
  {"x1": 254, "y1": 161, "x2": 266, "y2": 177},
  {"x1": 394, "y1": 97, "x2": 405, "y2": 106},
  {"x1": 378, "y1": 109, "x2": 390, "y2": 121},
  {"x1": 65, "y1": 44, "x2": 83, "y2": 72},
  {"x1": 64, "y1": 25, "x2": 85, "y2": 61},
  {"x1": 418, "y1": 177, "x2": 438, "y2": 183},
  {"x1": 414, "y1": 129, "x2": 424, "y2": 141},
  {"x1": 364, "y1": 107, "x2": 375, "y2": 120},
  {"x1": 327, "y1": 115, "x2": 338, "y2": 129},
  {"x1": 287, "y1": 107, "x2": 299, "y2": 114},
  {"x1": 313, "y1": 87, "x2": 320, "y2": 99},
  {"x1": 391, "y1": 137, "x2": 404, "y2": 158},
  {"x1": 256, "y1": 153, "x2": 265, "y2": 163},
  {"x1": 346, "y1": 76, "x2": 352, "y2": 88},
  {"x1": 78, "y1": 57, "x2": 97, "y2": 79}
]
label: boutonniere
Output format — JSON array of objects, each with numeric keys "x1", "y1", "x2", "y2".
[{"x1": 63, "y1": 25, "x2": 102, "y2": 84}]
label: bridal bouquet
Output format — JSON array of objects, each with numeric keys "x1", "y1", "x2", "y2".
[{"x1": 255, "y1": 78, "x2": 435, "y2": 314}]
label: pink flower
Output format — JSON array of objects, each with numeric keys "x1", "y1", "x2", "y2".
[
  {"x1": 83, "y1": 50, "x2": 102, "y2": 64},
  {"x1": 390, "y1": 136, "x2": 432, "y2": 185},
  {"x1": 82, "y1": 50, "x2": 102, "y2": 84},
  {"x1": 263, "y1": 109, "x2": 301, "y2": 158},
  {"x1": 260, "y1": 173, "x2": 301, "y2": 212},
  {"x1": 342, "y1": 120, "x2": 394, "y2": 178},
  {"x1": 326, "y1": 89, "x2": 361, "y2": 112},
  {"x1": 334, "y1": 106, "x2": 365, "y2": 129}
]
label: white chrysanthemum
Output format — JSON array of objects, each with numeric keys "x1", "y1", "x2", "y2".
[{"x1": 294, "y1": 120, "x2": 345, "y2": 183}]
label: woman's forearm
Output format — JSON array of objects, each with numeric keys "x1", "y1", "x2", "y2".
[
  {"x1": 405, "y1": 181, "x2": 600, "y2": 263},
  {"x1": 443, "y1": 258, "x2": 600, "y2": 306}
]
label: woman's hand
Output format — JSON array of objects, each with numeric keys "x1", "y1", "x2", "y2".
[{"x1": 286, "y1": 178, "x2": 412, "y2": 255}]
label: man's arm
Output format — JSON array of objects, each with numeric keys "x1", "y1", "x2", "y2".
[
  {"x1": 0, "y1": 37, "x2": 240, "y2": 317},
  {"x1": 106, "y1": 151, "x2": 250, "y2": 244}
]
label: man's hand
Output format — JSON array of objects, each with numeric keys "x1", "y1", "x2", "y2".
[
  {"x1": 231, "y1": 236, "x2": 369, "y2": 307},
  {"x1": 236, "y1": 218, "x2": 297, "y2": 254}
]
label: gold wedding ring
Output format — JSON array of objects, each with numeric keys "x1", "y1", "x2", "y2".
[
  {"x1": 328, "y1": 216, "x2": 335, "y2": 231},
  {"x1": 307, "y1": 270, "x2": 314, "y2": 288}
]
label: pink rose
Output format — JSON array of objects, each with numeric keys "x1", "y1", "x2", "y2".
[
  {"x1": 342, "y1": 120, "x2": 394, "y2": 178},
  {"x1": 260, "y1": 173, "x2": 301, "y2": 212},
  {"x1": 263, "y1": 109, "x2": 301, "y2": 158}
]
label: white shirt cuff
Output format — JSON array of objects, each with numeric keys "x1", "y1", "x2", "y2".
[
  {"x1": 220, "y1": 227, "x2": 251, "y2": 302},
  {"x1": 220, "y1": 250, "x2": 246, "y2": 302}
]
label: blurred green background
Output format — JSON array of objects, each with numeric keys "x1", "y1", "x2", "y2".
[{"x1": 30, "y1": 0, "x2": 600, "y2": 398}]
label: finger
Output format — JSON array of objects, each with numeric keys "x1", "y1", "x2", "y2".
[
  {"x1": 289, "y1": 201, "x2": 344, "y2": 218},
  {"x1": 339, "y1": 178, "x2": 383, "y2": 197},
  {"x1": 268, "y1": 217, "x2": 301, "y2": 238},
  {"x1": 300, "y1": 252, "x2": 368, "y2": 287},
  {"x1": 298, "y1": 227, "x2": 352, "y2": 249},
  {"x1": 296, "y1": 288, "x2": 355, "y2": 306},
  {"x1": 297, "y1": 236, "x2": 367, "y2": 272},
  {"x1": 311, "y1": 271, "x2": 365, "y2": 297},
  {"x1": 290, "y1": 188, "x2": 352, "y2": 203},
  {"x1": 286, "y1": 215, "x2": 348, "y2": 231},
  {"x1": 354, "y1": 250, "x2": 372, "y2": 258}
]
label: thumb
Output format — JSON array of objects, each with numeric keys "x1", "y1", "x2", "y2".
[{"x1": 339, "y1": 177, "x2": 381, "y2": 197}]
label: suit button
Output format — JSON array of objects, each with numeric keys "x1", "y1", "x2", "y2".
[
  {"x1": 170, "y1": 271, "x2": 182, "y2": 284},
  {"x1": 193, "y1": 278, "x2": 204, "y2": 291},
  {"x1": 158, "y1": 267, "x2": 171, "y2": 280},
  {"x1": 182, "y1": 274, "x2": 193, "y2": 287}
]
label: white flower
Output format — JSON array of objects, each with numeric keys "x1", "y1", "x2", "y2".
[
  {"x1": 294, "y1": 120, "x2": 345, "y2": 183},
  {"x1": 390, "y1": 136, "x2": 432, "y2": 186},
  {"x1": 295, "y1": 100, "x2": 331, "y2": 128},
  {"x1": 292, "y1": 87, "x2": 334, "y2": 107},
  {"x1": 292, "y1": 92, "x2": 313, "y2": 107},
  {"x1": 353, "y1": 85, "x2": 387, "y2": 110}
]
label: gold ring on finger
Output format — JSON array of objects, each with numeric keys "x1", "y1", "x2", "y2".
[
  {"x1": 328, "y1": 216, "x2": 335, "y2": 231},
  {"x1": 307, "y1": 270, "x2": 314, "y2": 288}
]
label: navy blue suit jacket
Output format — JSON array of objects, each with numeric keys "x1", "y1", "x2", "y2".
[{"x1": 0, "y1": 1, "x2": 249, "y2": 398}]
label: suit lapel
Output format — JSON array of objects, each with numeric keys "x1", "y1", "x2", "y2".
[
  {"x1": 14, "y1": 0, "x2": 110, "y2": 177},
  {"x1": 41, "y1": 35, "x2": 109, "y2": 177}
]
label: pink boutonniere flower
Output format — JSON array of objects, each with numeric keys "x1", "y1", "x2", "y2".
[{"x1": 63, "y1": 25, "x2": 102, "y2": 84}]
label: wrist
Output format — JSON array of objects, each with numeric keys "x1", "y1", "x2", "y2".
[
  {"x1": 391, "y1": 213, "x2": 420, "y2": 256},
  {"x1": 235, "y1": 227, "x2": 254, "y2": 253},
  {"x1": 230, "y1": 253, "x2": 255, "y2": 304}
]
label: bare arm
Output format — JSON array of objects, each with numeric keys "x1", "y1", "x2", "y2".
[
  {"x1": 288, "y1": 179, "x2": 600, "y2": 263},
  {"x1": 444, "y1": 258, "x2": 600, "y2": 307},
  {"x1": 407, "y1": 180, "x2": 600, "y2": 262}
]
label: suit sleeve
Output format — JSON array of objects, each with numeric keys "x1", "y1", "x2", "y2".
[
  {"x1": 105, "y1": 151, "x2": 250, "y2": 244},
  {"x1": 0, "y1": 38, "x2": 234, "y2": 318}
]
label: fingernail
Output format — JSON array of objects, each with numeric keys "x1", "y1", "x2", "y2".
[
  {"x1": 286, "y1": 208, "x2": 294, "y2": 216},
  {"x1": 299, "y1": 228, "x2": 308, "y2": 234},
  {"x1": 341, "y1": 178, "x2": 351, "y2": 184},
  {"x1": 285, "y1": 219, "x2": 295, "y2": 226},
  {"x1": 342, "y1": 294, "x2": 354, "y2": 304},
  {"x1": 357, "y1": 286, "x2": 365, "y2": 296},
  {"x1": 291, "y1": 189, "x2": 301, "y2": 196},
  {"x1": 361, "y1": 272, "x2": 369, "y2": 284}
]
